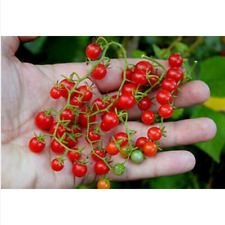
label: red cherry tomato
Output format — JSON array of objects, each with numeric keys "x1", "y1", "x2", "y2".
[
  {"x1": 132, "y1": 72, "x2": 148, "y2": 86},
  {"x1": 72, "y1": 163, "x2": 87, "y2": 177},
  {"x1": 76, "y1": 85, "x2": 93, "y2": 101},
  {"x1": 161, "y1": 78, "x2": 178, "y2": 92},
  {"x1": 86, "y1": 128, "x2": 101, "y2": 143},
  {"x1": 60, "y1": 108, "x2": 75, "y2": 123},
  {"x1": 106, "y1": 141, "x2": 119, "y2": 155},
  {"x1": 50, "y1": 122, "x2": 66, "y2": 137},
  {"x1": 141, "y1": 111, "x2": 155, "y2": 124},
  {"x1": 156, "y1": 90, "x2": 173, "y2": 105},
  {"x1": 121, "y1": 83, "x2": 138, "y2": 95},
  {"x1": 51, "y1": 139, "x2": 65, "y2": 154},
  {"x1": 134, "y1": 61, "x2": 153, "y2": 74},
  {"x1": 51, "y1": 159, "x2": 64, "y2": 171},
  {"x1": 121, "y1": 68, "x2": 133, "y2": 81},
  {"x1": 92, "y1": 98, "x2": 107, "y2": 111},
  {"x1": 166, "y1": 67, "x2": 183, "y2": 83},
  {"x1": 143, "y1": 141, "x2": 158, "y2": 156},
  {"x1": 138, "y1": 97, "x2": 152, "y2": 111},
  {"x1": 136, "y1": 137, "x2": 148, "y2": 149},
  {"x1": 94, "y1": 161, "x2": 109, "y2": 175},
  {"x1": 86, "y1": 43, "x2": 101, "y2": 60},
  {"x1": 35, "y1": 111, "x2": 54, "y2": 130},
  {"x1": 118, "y1": 94, "x2": 136, "y2": 110},
  {"x1": 102, "y1": 112, "x2": 119, "y2": 129},
  {"x1": 79, "y1": 109, "x2": 96, "y2": 127},
  {"x1": 59, "y1": 79, "x2": 76, "y2": 98},
  {"x1": 168, "y1": 53, "x2": 183, "y2": 67},
  {"x1": 68, "y1": 148, "x2": 81, "y2": 162},
  {"x1": 29, "y1": 137, "x2": 45, "y2": 153},
  {"x1": 92, "y1": 149, "x2": 106, "y2": 161},
  {"x1": 50, "y1": 87, "x2": 61, "y2": 99},
  {"x1": 147, "y1": 127, "x2": 162, "y2": 141},
  {"x1": 158, "y1": 104, "x2": 173, "y2": 118},
  {"x1": 114, "y1": 132, "x2": 128, "y2": 146},
  {"x1": 70, "y1": 96, "x2": 83, "y2": 107},
  {"x1": 91, "y1": 64, "x2": 107, "y2": 80}
]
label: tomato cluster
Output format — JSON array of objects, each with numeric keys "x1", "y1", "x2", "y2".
[{"x1": 29, "y1": 38, "x2": 186, "y2": 189}]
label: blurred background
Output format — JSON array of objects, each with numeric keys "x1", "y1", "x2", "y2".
[{"x1": 16, "y1": 36, "x2": 225, "y2": 189}]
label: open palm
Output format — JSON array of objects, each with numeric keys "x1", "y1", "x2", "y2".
[{"x1": 1, "y1": 36, "x2": 217, "y2": 189}]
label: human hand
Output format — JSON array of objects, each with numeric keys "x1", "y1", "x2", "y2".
[{"x1": 1, "y1": 36, "x2": 217, "y2": 188}]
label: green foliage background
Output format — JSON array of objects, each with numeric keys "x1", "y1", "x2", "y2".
[{"x1": 16, "y1": 36, "x2": 225, "y2": 189}]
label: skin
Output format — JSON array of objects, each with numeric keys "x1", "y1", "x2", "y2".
[{"x1": 1, "y1": 36, "x2": 217, "y2": 189}]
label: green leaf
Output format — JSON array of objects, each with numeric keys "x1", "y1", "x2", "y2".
[
  {"x1": 24, "y1": 36, "x2": 47, "y2": 55},
  {"x1": 152, "y1": 44, "x2": 162, "y2": 59},
  {"x1": 171, "y1": 108, "x2": 184, "y2": 120},
  {"x1": 200, "y1": 56, "x2": 225, "y2": 97},
  {"x1": 174, "y1": 42, "x2": 189, "y2": 55},
  {"x1": 132, "y1": 49, "x2": 146, "y2": 58},
  {"x1": 191, "y1": 105, "x2": 225, "y2": 163}
]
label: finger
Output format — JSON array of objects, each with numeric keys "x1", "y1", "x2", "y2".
[
  {"x1": 113, "y1": 118, "x2": 217, "y2": 149},
  {"x1": 108, "y1": 150, "x2": 195, "y2": 181},
  {"x1": 41, "y1": 59, "x2": 169, "y2": 90},
  {"x1": 1, "y1": 36, "x2": 39, "y2": 56},
  {"x1": 103, "y1": 80, "x2": 210, "y2": 119},
  {"x1": 92, "y1": 58, "x2": 169, "y2": 93}
]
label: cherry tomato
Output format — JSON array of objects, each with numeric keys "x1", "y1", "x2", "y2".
[
  {"x1": 131, "y1": 150, "x2": 144, "y2": 164},
  {"x1": 143, "y1": 141, "x2": 158, "y2": 156},
  {"x1": 94, "y1": 161, "x2": 109, "y2": 175},
  {"x1": 79, "y1": 109, "x2": 96, "y2": 127},
  {"x1": 102, "y1": 112, "x2": 119, "y2": 129},
  {"x1": 72, "y1": 163, "x2": 88, "y2": 177},
  {"x1": 114, "y1": 132, "x2": 128, "y2": 146},
  {"x1": 161, "y1": 78, "x2": 178, "y2": 92},
  {"x1": 50, "y1": 122, "x2": 66, "y2": 137},
  {"x1": 91, "y1": 64, "x2": 107, "y2": 80},
  {"x1": 50, "y1": 87, "x2": 61, "y2": 99},
  {"x1": 121, "y1": 68, "x2": 133, "y2": 81},
  {"x1": 29, "y1": 137, "x2": 45, "y2": 153},
  {"x1": 119, "y1": 145, "x2": 130, "y2": 158},
  {"x1": 147, "y1": 127, "x2": 162, "y2": 141},
  {"x1": 68, "y1": 148, "x2": 81, "y2": 162},
  {"x1": 158, "y1": 104, "x2": 173, "y2": 118},
  {"x1": 118, "y1": 94, "x2": 135, "y2": 110},
  {"x1": 132, "y1": 72, "x2": 148, "y2": 86},
  {"x1": 97, "y1": 179, "x2": 110, "y2": 189},
  {"x1": 141, "y1": 111, "x2": 155, "y2": 124},
  {"x1": 51, "y1": 159, "x2": 64, "y2": 171},
  {"x1": 108, "y1": 95, "x2": 120, "y2": 112},
  {"x1": 92, "y1": 98, "x2": 107, "y2": 111},
  {"x1": 100, "y1": 121, "x2": 111, "y2": 132},
  {"x1": 113, "y1": 163, "x2": 125, "y2": 175},
  {"x1": 121, "y1": 83, "x2": 138, "y2": 95},
  {"x1": 134, "y1": 61, "x2": 153, "y2": 74},
  {"x1": 50, "y1": 139, "x2": 65, "y2": 154},
  {"x1": 86, "y1": 43, "x2": 101, "y2": 60},
  {"x1": 106, "y1": 141, "x2": 119, "y2": 155},
  {"x1": 136, "y1": 137, "x2": 148, "y2": 149},
  {"x1": 64, "y1": 135, "x2": 77, "y2": 148},
  {"x1": 35, "y1": 111, "x2": 54, "y2": 130},
  {"x1": 168, "y1": 53, "x2": 183, "y2": 67},
  {"x1": 86, "y1": 128, "x2": 101, "y2": 143},
  {"x1": 148, "y1": 73, "x2": 161, "y2": 88},
  {"x1": 91, "y1": 149, "x2": 106, "y2": 161},
  {"x1": 70, "y1": 96, "x2": 83, "y2": 107},
  {"x1": 156, "y1": 90, "x2": 173, "y2": 105},
  {"x1": 60, "y1": 108, "x2": 75, "y2": 123},
  {"x1": 76, "y1": 85, "x2": 93, "y2": 101},
  {"x1": 59, "y1": 79, "x2": 76, "y2": 98},
  {"x1": 138, "y1": 97, "x2": 152, "y2": 111},
  {"x1": 166, "y1": 67, "x2": 183, "y2": 83}
]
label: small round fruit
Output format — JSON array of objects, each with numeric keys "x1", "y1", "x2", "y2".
[
  {"x1": 121, "y1": 83, "x2": 138, "y2": 95},
  {"x1": 91, "y1": 64, "x2": 107, "y2": 80},
  {"x1": 143, "y1": 142, "x2": 158, "y2": 156},
  {"x1": 156, "y1": 90, "x2": 173, "y2": 105},
  {"x1": 50, "y1": 139, "x2": 65, "y2": 154},
  {"x1": 138, "y1": 97, "x2": 152, "y2": 111},
  {"x1": 121, "y1": 68, "x2": 133, "y2": 81},
  {"x1": 114, "y1": 132, "x2": 128, "y2": 146},
  {"x1": 118, "y1": 94, "x2": 135, "y2": 110},
  {"x1": 72, "y1": 163, "x2": 88, "y2": 177},
  {"x1": 166, "y1": 68, "x2": 183, "y2": 83},
  {"x1": 161, "y1": 78, "x2": 178, "y2": 92},
  {"x1": 92, "y1": 149, "x2": 106, "y2": 161},
  {"x1": 147, "y1": 127, "x2": 162, "y2": 141},
  {"x1": 68, "y1": 148, "x2": 81, "y2": 162},
  {"x1": 120, "y1": 145, "x2": 130, "y2": 158},
  {"x1": 50, "y1": 87, "x2": 61, "y2": 99},
  {"x1": 132, "y1": 72, "x2": 148, "y2": 86},
  {"x1": 49, "y1": 122, "x2": 66, "y2": 137},
  {"x1": 141, "y1": 111, "x2": 155, "y2": 125},
  {"x1": 51, "y1": 159, "x2": 64, "y2": 171},
  {"x1": 79, "y1": 109, "x2": 96, "y2": 127},
  {"x1": 29, "y1": 137, "x2": 45, "y2": 153},
  {"x1": 59, "y1": 79, "x2": 75, "y2": 98},
  {"x1": 86, "y1": 43, "x2": 101, "y2": 60},
  {"x1": 106, "y1": 141, "x2": 119, "y2": 155},
  {"x1": 94, "y1": 161, "x2": 109, "y2": 175},
  {"x1": 168, "y1": 53, "x2": 183, "y2": 67},
  {"x1": 113, "y1": 163, "x2": 125, "y2": 176},
  {"x1": 131, "y1": 150, "x2": 144, "y2": 164},
  {"x1": 97, "y1": 179, "x2": 110, "y2": 189},
  {"x1": 158, "y1": 104, "x2": 173, "y2": 118},
  {"x1": 136, "y1": 137, "x2": 148, "y2": 149},
  {"x1": 35, "y1": 111, "x2": 54, "y2": 130},
  {"x1": 77, "y1": 85, "x2": 93, "y2": 101},
  {"x1": 60, "y1": 108, "x2": 75, "y2": 123},
  {"x1": 134, "y1": 61, "x2": 153, "y2": 74},
  {"x1": 102, "y1": 112, "x2": 119, "y2": 129}
]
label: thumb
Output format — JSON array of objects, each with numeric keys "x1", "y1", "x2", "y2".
[{"x1": 1, "y1": 36, "x2": 39, "y2": 56}]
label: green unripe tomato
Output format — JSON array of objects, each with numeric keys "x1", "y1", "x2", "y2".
[
  {"x1": 113, "y1": 163, "x2": 125, "y2": 175},
  {"x1": 131, "y1": 150, "x2": 144, "y2": 164}
]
